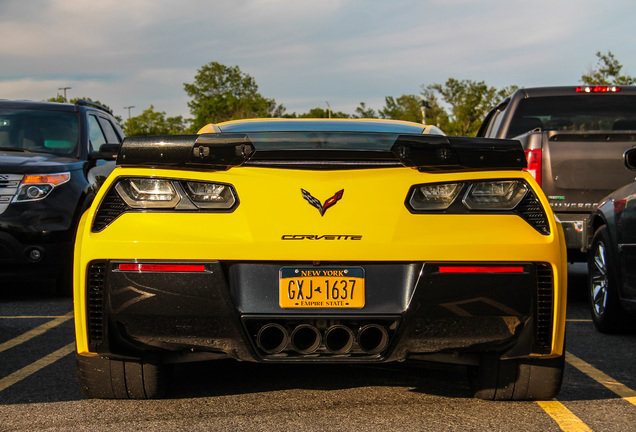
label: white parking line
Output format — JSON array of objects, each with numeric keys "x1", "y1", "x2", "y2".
[
  {"x1": 0, "y1": 312, "x2": 73, "y2": 353},
  {"x1": 0, "y1": 342, "x2": 75, "y2": 392}
]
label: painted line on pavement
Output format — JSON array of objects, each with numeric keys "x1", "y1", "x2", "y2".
[
  {"x1": 536, "y1": 401, "x2": 593, "y2": 432},
  {"x1": 0, "y1": 312, "x2": 73, "y2": 354},
  {"x1": 567, "y1": 351, "x2": 636, "y2": 406},
  {"x1": 0, "y1": 342, "x2": 75, "y2": 392}
]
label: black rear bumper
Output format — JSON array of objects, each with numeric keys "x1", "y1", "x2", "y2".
[{"x1": 84, "y1": 260, "x2": 554, "y2": 364}]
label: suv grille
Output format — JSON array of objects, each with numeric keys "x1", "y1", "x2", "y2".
[{"x1": 0, "y1": 174, "x2": 23, "y2": 215}]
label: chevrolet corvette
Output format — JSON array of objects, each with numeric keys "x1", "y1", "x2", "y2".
[{"x1": 73, "y1": 119, "x2": 567, "y2": 400}]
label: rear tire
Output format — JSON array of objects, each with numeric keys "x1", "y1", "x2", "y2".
[
  {"x1": 76, "y1": 354, "x2": 170, "y2": 399},
  {"x1": 587, "y1": 226, "x2": 630, "y2": 333},
  {"x1": 470, "y1": 353, "x2": 564, "y2": 401}
]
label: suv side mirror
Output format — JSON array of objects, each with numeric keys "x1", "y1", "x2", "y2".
[
  {"x1": 89, "y1": 143, "x2": 120, "y2": 161},
  {"x1": 625, "y1": 148, "x2": 636, "y2": 170}
]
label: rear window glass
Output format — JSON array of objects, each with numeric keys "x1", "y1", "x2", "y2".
[
  {"x1": 244, "y1": 131, "x2": 400, "y2": 151},
  {"x1": 0, "y1": 108, "x2": 79, "y2": 156},
  {"x1": 506, "y1": 95, "x2": 636, "y2": 138}
]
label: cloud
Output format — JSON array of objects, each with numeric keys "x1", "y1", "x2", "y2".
[{"x1": 0, "y1": 0, "x2": 635, "y2": 120}]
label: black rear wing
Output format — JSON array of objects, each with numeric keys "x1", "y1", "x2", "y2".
[{"x1": 117, "y1": 133, "x2": 526, "y2": 172}]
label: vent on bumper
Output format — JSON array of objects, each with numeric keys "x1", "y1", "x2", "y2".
[
  {"x1": 517, "y1": 190, "x2": 550, "y2": 235},
  {"x1": 87, "y1": 260, "x2": 108, "y2": 351},
  {"x1": 92, "y1": 188, "x2": 130, "y2": 232},
  {"x1": 534, "y1": 263, "x2": 554, "y2": 353}
]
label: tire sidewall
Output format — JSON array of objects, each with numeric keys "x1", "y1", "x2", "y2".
[{"x1": 588, "y1": 226, "x2": 624, "y2": 332}]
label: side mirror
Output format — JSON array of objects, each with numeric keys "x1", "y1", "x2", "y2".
[
  {"x1": 89, "y1": 143, "x2": 120, "y2": 161},
  {"x1": 625, "y1": 148, "x2": 636, "y2": 170}
]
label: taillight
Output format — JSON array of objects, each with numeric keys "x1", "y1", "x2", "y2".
[
  {"x1": 118, "y1": 263, "x2": 206, "y2": 272},
  {"x1": 438, "y1": 265, "x2": 525, "y2": 274},
  {"x1": 524, "y1": 149, "x2": 542, "y2": 186},
  {"x1": 575, "y1": 86, "x2": 621, "y2": 93},
  {"x1": 613, "y1": 198, "x2": 626, "y2": 214}
]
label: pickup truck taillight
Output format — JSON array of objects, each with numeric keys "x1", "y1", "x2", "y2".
[{"x1": 524, "y1": 149, "x2": 542, "y2": 186}]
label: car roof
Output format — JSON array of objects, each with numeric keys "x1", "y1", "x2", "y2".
[
  {"x1": 0, "y1": 99, "x2": 77, "y2": 112},
  {"x1": 199, "y1": 118, "x2": 444, "y2": 135}
]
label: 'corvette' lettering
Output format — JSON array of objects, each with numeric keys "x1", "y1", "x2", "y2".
[{"x1": 281, "y1": 235, "x2": 362, "y2": 240}]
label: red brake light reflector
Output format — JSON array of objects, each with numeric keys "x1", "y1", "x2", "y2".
[
  {"x1": 438, "y1": 266, "x2": 525, "y2": 274},
  {"x1": 575, "y1": 86, "x2": 621, "y2": 93},
  {"x1": 118, "y1": 263, "x2": 206, "y2": 272},
  {"x1": 524, "y1": 149, "x2": 542, "y2": 186}
]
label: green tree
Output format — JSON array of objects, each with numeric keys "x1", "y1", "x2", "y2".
[
  {"x1": 379, "y1": 95, "x2": 423, "y2": 122},
  {"x1": 581, "y1": 51, "x2": 636, "y2": 85},
  {"x1": 184, "y1": 61, "x2": 284, "y2": 131},
  {"x1": 421, "y1": 79, "x2": 516, "y2": 136},
  {"x1": 353, "y1": 102, "x2": 378, "y2": 118},
  {"x1": 46, "y1": 95, "x2": 67, "y2": 103},
  {"x1": 292, "y1": 107, "x2": 350, "y2": 118},
  {"x1": 123, "y1": 105, "x2": 187, "y2": 136}
]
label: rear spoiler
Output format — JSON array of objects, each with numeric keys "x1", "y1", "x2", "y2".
[{"x1": 117, "y1": 134, "x2": 526, "y2": 172}]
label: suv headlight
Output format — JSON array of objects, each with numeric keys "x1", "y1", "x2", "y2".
[{"x1": 14, "y1": 173, "x2": 71, "y2": 202}]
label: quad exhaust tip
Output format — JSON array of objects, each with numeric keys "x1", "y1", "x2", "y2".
[
  {"x1": 256, "y1": 323, "x2": 289, "y2": 354},
  {"x1": 291, "y1": 324, "x2": 322, "y2": 354},
  {"x1": 324, "y1": 325, "x2": 355, "y2": 354},
  {"x1": 357, "y1": 324, "x2": 389, "y2": 354},
  {"x1": 255, "y1": 322, "x2": 390, "y2": 356}
]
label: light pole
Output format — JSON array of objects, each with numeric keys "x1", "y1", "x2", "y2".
[
  {"x1": 325, "y1": 101, "x2": 331, "y2": 119},
  {"x1": 421, "y1": 100, "x2": 431, "y2": 125},
  {"x1": 124, "y1": 106, "x2": 135, "y2": 120},
  {"x1": 58, "y1": 87, "x2": 71, "y2": 102}
]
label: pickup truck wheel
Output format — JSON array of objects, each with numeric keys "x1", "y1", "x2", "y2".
[
  {"x1": 76, "y1": 354, "x2": 170, "y2": 399},
  {"x1": 587, "y1": 226, "x2": 630, "y2": 333},
  {"x1": 469, "y1": 353, "x2": 564, "y2": 401}
]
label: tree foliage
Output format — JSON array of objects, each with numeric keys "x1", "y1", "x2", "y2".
[
  {"x1": 183, "y1": 61, "x2": 284, "y2": 131},
  {"x1": 421, "y1": 79, "x2": 516, "y2": 136},
  {"x1": 353, "y1": 102, "x2": 378, "y2": 119},
  {"x1": 123, "y1": 105, "x2": 187, "y2": 136},
  {"x1": 581, "y1": 51, "x2": 636, "y2": 85},
  {"x1": 379, "y1": 95, "x2": 423, "y2": 122}
]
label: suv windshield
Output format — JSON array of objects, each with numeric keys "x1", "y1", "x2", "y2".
[
  {"x1": 0, "y1": 108, "x2": 79, "y2": 156},
  {"x1": 506, "y1": 95, "x2": 636, "y2": 138}
]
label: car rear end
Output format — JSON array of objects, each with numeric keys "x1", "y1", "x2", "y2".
[{"x1": 73, "y1": 119, "x2": 567, "y2": 399}]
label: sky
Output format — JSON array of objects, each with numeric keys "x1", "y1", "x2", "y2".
[{"x1": 1, "y1": 0, "x2": 635, "y2": 122}]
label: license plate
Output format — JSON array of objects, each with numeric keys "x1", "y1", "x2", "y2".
[{"x1": 279, "y1": 267, "x2": 365, "y2": 308}]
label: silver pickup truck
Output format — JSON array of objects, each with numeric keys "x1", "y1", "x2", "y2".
[{"x1": 478, "y1": 86, "x2": 636, "y2": 261}]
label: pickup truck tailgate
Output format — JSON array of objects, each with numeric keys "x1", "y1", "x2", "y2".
[{"x1": 542, "y1": 131, "x2": 636, "y2": 209}]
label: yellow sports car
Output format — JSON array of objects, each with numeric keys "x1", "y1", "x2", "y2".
[{"x1": 73, "y1": 119, "x2": 567, "y2": 400}]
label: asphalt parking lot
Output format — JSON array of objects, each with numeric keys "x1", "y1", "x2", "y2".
[{"x1": 0, "y1": 264, "x2": 635, "y2": 431}]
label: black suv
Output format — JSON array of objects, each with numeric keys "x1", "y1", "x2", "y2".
[{"x1": 0, "y1": 99, "x2": 124, "y2": 294}]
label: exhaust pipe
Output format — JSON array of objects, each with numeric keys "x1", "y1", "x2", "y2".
[
  {"x1": 290, "y1": 324, "x2": 322, "y2": 354},
  {"x1": 358, "y1": 324, "x2": 389, "y2": 354},
  {"x1": 324, "y1": 325, "x2": 355, "y2": 354},
  {"x1": 256, "y1": 323, "x2": 289, "y2": 354}
]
